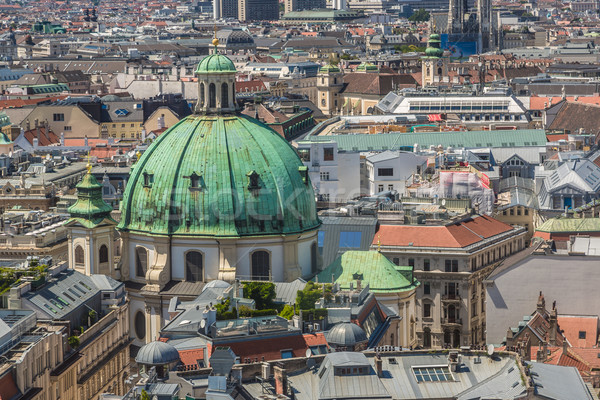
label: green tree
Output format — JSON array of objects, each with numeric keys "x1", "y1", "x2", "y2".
[
  {"x1": 279, "y1": 305, "x2": 294, "y2": 320},
  {"x1": 140, "y1": 389, "x2": 151, "y2": 400},
  {"x1": 295, "y1": 282, "x2": 332, "y2": 310},
  {"x1": 68, "y1": 335, "x2": 80, "y2": 349},
  {"x1": 242, "y1": 282, "x2": 276, "y2": 310},
  {"x1": 408, "y1": 8, "x2": 430, "y2": 22}
]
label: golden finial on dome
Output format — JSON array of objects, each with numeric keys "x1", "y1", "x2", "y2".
[
  {"x1": 86, "y1": 151, "x2": 92, "y2": 174},
  {"x1": 136, "y1": 150, "x2": 142, "y2": 161},
  {"x1": 212, "y1": 37, "x2": 219, "y2": 47}
]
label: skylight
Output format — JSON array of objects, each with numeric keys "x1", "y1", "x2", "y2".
[{"x1": 413, "y1": 366, "x2": 454, "y2": 382}]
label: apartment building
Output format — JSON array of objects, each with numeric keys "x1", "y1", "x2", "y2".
[{"x1": 372, "y1": 215, "x2": 527, "y2": 349}]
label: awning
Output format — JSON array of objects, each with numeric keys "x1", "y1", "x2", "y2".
[
  {"x1": 428, "y1": 114, "x2": 442, "y2": 122},
  {"x1": 353, "y1": 100, "x2": 361, "y2": 108},
  {"x1": 343, "y1": 98, "x2": 350, "y2": 108}
]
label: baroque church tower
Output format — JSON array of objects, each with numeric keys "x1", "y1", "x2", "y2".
[{"x1": 65, "y1": 163, "x2": 117, "y2": 278}]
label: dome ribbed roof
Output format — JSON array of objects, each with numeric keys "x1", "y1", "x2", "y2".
[
  {"x1": 117, "y1": 114, "x2": 320, "y2": 237},
  {"x1": 135, "y1": 341, "x2": 180, "y2": 365},
  {"x1": 327, "y1": 322, "x2": 368, "y2": 347},
  {"x1": 195, "y1": 53, "x2": 236, "y2": 74}
]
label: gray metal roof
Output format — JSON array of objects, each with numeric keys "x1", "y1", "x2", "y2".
[
  {"x1": 135, "y1": 340, "x2": 180, "y2": 366},
  {"x1": 89, "y1": 274, "x2": 122, "y2": 291},
  {"x1": 274, "y1": 278, "x2": 307, "y2": 305},
  {"x1": 456, "y1": 361, "x2": 526, "y2": 400},
  {"x1": 326, "y1": 322, "x2": 368, "y2": 347},
  {"x1": 528, "y1": 362, "x2": 594, "y2": 400},
  {"x1": 24, "y1": 269, "x2": 99, "y2": 319},
  {"x1": 316, "y1": 352, "x2": 391, "y2": 400}
]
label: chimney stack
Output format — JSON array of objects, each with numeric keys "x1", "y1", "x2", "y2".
[
  {"x1": 273, "y1": 364, "x2": 288, "y2": 396},
  {"x1": 375, "y1": 353, "x2": 383, "y2": 377}
]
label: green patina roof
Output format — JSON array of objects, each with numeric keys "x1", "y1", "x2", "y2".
[
  {"x1": 301, "y1": 129, "x2": 547, "y2": 151},
  {"x1": 424, "y1": 33, "x2": 444, "y2": 58},
  {"x1": 0, "y1": 112, "x2": 10, "y2": 129},
  {"x1": 536, "y1": 217, "x2": 600, "y2": 233},
  {"x1": 319, "y1": 63, "x2": 340, "y2": 73},
  {"x1": 0, "y1": 132, "x2": 12, "y2": 145},
  {"x1": 67, "y1": 172, "x2": 115, "y2": 228},
  {"x1": 356, "y1": 62, "x2": 378, "y2": 72},
  {"x1": 117, "y1": 114, "x2": 320, "y2": 237},
  {"x1": 195, "y1": 53, "x2": 236, "y2": 74},
  {"x1": 316, "y1": 251, "x2": 419, "y2": 293}
]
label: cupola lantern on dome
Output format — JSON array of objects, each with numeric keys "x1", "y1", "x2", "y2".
[{"x1": 195, "y1": 35, "x2": 237, "y2": 114}]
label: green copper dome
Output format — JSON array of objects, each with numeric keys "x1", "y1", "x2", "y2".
[
  {"x1": 117, "y1": 114, "x2": 320, "y2": 237},
  {"x1": 319, "y1": 63, "x2": 340, "y2": 73},
  {"x1": 67, "y1": 172, "x2": 115, "y2": 228},
  {"x1": 425, "y1": 34, "x2": 444, "y2": 58},
  {"x1": 195, "y1": 53, "x2": 236, "y2": 74}
]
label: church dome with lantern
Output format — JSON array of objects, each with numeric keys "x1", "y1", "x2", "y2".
[{"x1": 111, "y1": 39, "x2": 321, "y2": 345}]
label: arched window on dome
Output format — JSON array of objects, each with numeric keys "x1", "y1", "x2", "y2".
[
  {"x1": 99, "y1": 244, "x2": 109, "y2": 264},
  {"x1": 199, "y1": 83, "x2": 205, "y2": 107},
  {"x1": 136, "y1": 247, "x2": 148, "y2": 278},
  {"x1": 251, "y1": 250, "x2": 270, "y2": 281},
  {"x1": 221, "y1": 83, "x2": 229, "y2": 109},
  {"x1": 185, "y1": 251, "x2": 203, "y2": 282},
  {"x1": 75, "y1": 245, "x2": 84, "y2": 265},
  {"x1": 209, "y1": 83, "x2": 216, "y2": 108}
]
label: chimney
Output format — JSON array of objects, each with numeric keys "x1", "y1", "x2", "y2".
[
  {"x1": 60, "y1": 132, "x2": 64, "y2": 146},
  {"x1": 273, "y1": 364, "x2": 288, "y2": 396},
  {"x1": 536, "y1": 291, "x2": 545, "y2": 314},
  {"x1": 549, "y1": 301, "x2": 558, "y2": 346},
  {"x1": 84, "y1": 136, "x2": 88, "y2": 147},
  {"x1": 375, "y1": 353, "x2": 383, "y2": 377}
]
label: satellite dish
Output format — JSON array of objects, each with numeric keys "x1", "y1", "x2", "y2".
[
  {"x1": 441, "y1": 199, "x2": 446, "y2": 206},
  {"x1": 200, "y1": 319, "x2": 206, "y2": 329},
  {"x1": 305, "y1": 348, "x2": 312, "y2": 358},
  {"x1": 487, "y1": 344, "x2": 494, "y2": 356}
]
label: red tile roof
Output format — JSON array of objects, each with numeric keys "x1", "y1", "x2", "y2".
[
  {"x1": 558, "y1": 315, "x2": 598, "y2": 348},
  {"x1": 217, "y1": 332, "x2": 328, "y2": 362},
  {"x1": 374, "y1": 215, "x2": 514, "y2": 248},
  {"x1": 23, "y1": 128, "x2": 60, "y2": 147},
  {"x1": 178, "y1": 348, "x2": 205, "y2": 368}
]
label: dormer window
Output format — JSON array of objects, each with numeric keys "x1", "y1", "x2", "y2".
[
  {"x1": 247, "y1": 170, "x2": 260, "y2": 190},
  {"x1": 143, "y1": 171, "x2": 153, "y2": 188},
  {"x1": 298, "y1": 166, "x2": 309, "y2": 185},
  {"x1": 189, "y1": 172, "x2": 203, "y2": 190}
]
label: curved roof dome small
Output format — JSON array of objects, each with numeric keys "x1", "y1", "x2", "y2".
[
  {"x1": 217, "y1": 29, "x2": 254, "y2": 44},
  {"x1": 203, "y1": 280, "x2": 231, "y2": 291},
  {"x1": 135, "y1": 341, "x2": 180, "y2": 366},
  {"x1": 326, "y1": 322, "x2": 368, "y2": 347},
  {"x1": 195, "y1": 52, "x2": 236, "y2": 74},
  {"x1": 101, "y1": 94, "x2": 122, "y2": 102}
]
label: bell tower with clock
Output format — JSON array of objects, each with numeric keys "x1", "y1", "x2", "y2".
[{"x1": 421, "y1": 34, "x2": 447, "y2": 87}]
